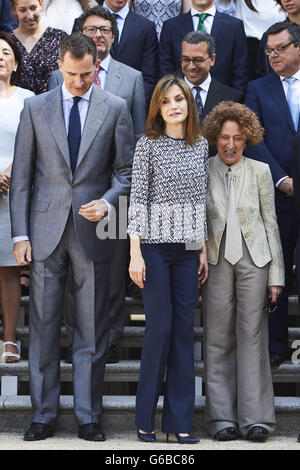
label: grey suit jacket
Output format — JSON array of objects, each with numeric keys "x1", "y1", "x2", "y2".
[
  {"x1": 10, "y1": 84, "x2": 135, "y2": 263},
  {"x1": 48, "y1": 57, "x2": 146, "y2": 137}
]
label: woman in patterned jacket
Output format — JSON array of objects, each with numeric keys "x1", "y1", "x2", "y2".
[
  {"x1": 128, "y1": 74, "x2": 208, "y2": 444},
  {"x1": 202, "y1": 101, "x2": 284, "y2": 442}
]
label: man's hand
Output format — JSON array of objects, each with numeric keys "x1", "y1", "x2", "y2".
[
  {"x1": 278, "y1": 177, "x2": 294, "y2": 197},
  {"x1": 78, "y1": 199, "x2": 108, "y2": 222},
  {"x1": 13, "y1": 240, "x2": 32, "y2": 265},
  {"x1": 0, "y1": 173, "x2": 10, "y2": 195}
]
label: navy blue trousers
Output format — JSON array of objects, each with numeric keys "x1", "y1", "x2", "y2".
[{"x1": 135, "y1": 243, "x2": 198, "y2": 433}]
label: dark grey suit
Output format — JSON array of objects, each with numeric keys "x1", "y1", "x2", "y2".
[{"x1": 10, "y1": 84, "x2": 135, "y2": 425}]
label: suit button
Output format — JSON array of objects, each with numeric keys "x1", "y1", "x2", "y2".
[{"x1": 66, "y1": 205, "x2": 71, "y2": 211}]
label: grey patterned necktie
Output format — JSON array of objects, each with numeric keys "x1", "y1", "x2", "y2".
[
  {"x1": 224, "y1": 168, "x2": 243, "y2": 265},
  {"x1": 194, "y1": 86, "x2": 203, "y2": 117}
]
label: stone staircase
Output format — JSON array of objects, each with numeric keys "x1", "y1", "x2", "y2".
[{"x1": 1, "y1": 295, "x2": 300, "y2": 436}]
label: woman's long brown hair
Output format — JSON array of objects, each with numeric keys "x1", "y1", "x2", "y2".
[{"x1": 145, "y1": 75, "x2": 201, "y2": 146}]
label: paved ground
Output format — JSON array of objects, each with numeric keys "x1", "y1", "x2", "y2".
[{"x1": 0, "y1": 432, "x2": 299, "y2": 451}]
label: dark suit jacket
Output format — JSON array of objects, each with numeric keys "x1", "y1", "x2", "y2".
[
  {"x1": 0, "y1": 0, "x2": 17, "y2": 31},
  {"x1": 202, "y1": 78, "x2": 244, "y2": 120},
  {"x1": 245, "y1": 72, "x2": 298, "y2": 213},
  {"x1": 292, "y1": 132, "x2": 300, "y2": 217},
  {"x1": 158, "y1": 10, "x2": 248, "y2": 93},
  {"x1": 73, "y1": 10, "x2": 158, "y2": 106}
]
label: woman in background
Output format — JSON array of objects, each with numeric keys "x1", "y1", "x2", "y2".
[
  {"x1": 130, "y1": 0, "x2": 192, "y2": 38},
  {"x1": 0, "y1": 32, "x2": 34, "y2": 362},
  {"x1": 218, "y1": 0, "x2": 285, "y2": 80},
  {"x1": 40, "y1": 0, "x2": 98, "y2": 34},
  {"x1": 9, "y1": 0, "x2": 67, "y2": 94}
]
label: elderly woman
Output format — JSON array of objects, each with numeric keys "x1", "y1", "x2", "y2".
[
  {"x1": 0, "y1": 32, "x2": 34, "y2": 362},
  {"x1": 128, "y1": 74, "x2": 208, "y2": 444},
  {"x1": 202, "y1": 101, "x2": 284, "y2": 442}
]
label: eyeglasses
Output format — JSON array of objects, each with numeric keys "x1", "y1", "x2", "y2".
[
  {"x1": 82, "y1": 26, "x2": 112, "y2": 36},
  {"x1": 265, "y1": 41, "x2": 296, "y2": 56},
  {"x1": 181, "y1": 56, "x2": 210, "y2": 65}
]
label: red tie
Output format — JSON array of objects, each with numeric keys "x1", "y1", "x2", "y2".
[{"x1": 94, "y1": 63, "x2": 101, "y2": 88}]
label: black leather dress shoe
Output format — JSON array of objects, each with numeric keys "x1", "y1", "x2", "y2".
[
  {"x1": 78, "y1": 423, "x2": 106, "y2": 441},
  {"x1": 247, "y1": 426, "x2": 269, "y2": 442},
  {"x1": 24, "y1": 422, "x2": 54, "y2": 441},
  {"x1": 214, "y1": 427, "x2": 238, "y2": 441},
  {"x1": 270, "y1": 352, "x2": 284, "y2": 368}
]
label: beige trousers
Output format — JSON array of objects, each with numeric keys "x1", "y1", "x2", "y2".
[{"x1": 203, "y1": 236, "x2": 276, "y2": 437}]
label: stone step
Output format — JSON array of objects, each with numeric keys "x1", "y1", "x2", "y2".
[
  {"x1": 2, "y1": 325, "x2": 300, "y2": 350},
  {"x1": 0, "y1": 326, "x2": 203, "y2": 349},
  {"x1": 19, "y1": 295, "x2": 300, "y2": 314},
  {"x1": 0, "y1": 395, "x2": 300, "y2": 435},
  {"x1": 1, "y1": 360, "x2": 300, "y2": 383}
]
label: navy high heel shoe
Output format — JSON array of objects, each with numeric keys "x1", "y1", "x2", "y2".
[
  {"x1": 137, "y1": 430, "x2": 156, "y2": 442},
  {"x1": 166, "y1": 433, "x2": 200, "y2": 444}
]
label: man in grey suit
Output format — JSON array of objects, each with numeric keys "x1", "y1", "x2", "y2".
[
  {"x1": 10, "y1": 33, "x2": 135, "y2": 442},
  {"x1": 49, "y1": 6, "x2": 146, "y2": 364},
  {"x1": 48, "y1": 6, "x2": 146, "y2": 137}
]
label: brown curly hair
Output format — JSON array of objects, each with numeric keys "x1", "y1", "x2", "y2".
[{"x1": 202, "y1": 101, "x2": 264, "y2": 147}]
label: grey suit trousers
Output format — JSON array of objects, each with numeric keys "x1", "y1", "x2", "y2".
[
  {"x1": 64, "y1": 237, "x2": 129, "y2": 346},
  {"x1": 29, "y1": 214, "x2": 110, "y2": 426},
  {"x1": 203, "y1": 236, "x2": 276, "y2": 437}
]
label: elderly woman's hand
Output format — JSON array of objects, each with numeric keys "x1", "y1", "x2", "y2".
[
  {"x1": 198, "y1": 241, "x2": 208, "y2": 285},
  {"x1": 0, "y1": 173, "x2": 10, "y2": 194},
  {"x1": 268, "y1": 286, "x2": 282, "y2": 303}
]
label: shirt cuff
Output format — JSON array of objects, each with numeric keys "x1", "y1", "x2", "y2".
[
  {"x1": 275, "y1": 176, "x2": 289, "y2": 188},
  {"x1": 100, "y1": 198, "x2": 112, "y2": 220},
  {"x1": 12, "y1": 236, "x2": 29, "y2": 245}
]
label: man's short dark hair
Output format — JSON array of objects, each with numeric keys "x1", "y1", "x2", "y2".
[
  {"x1": 60, "y1": 33, "x2": 98, "y2": 64},
  {"x1": 182, "y1": 31, "x2": 216, "y2": 57},
  {"x1": 77, "y1": 6, "x2": 117, "y2": 38},
  {"x1": 266, "y1": 20, "x2": 300, "y2": 45}
]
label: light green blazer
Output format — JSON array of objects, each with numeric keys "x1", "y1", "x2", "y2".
[{"x1": 206, "y1": 155, "x2": 284, "y2": 287}]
